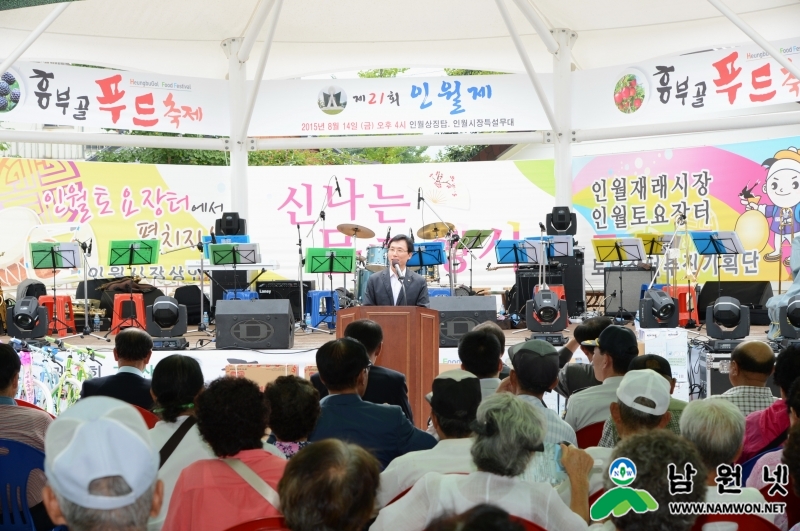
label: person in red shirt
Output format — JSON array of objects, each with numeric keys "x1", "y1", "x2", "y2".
[{"x1": 163, "y1": 377, "x2": 286, "y2": 531}]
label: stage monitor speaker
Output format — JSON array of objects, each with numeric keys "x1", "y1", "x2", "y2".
[
  {"x1": 215, "y1": 300, "x2": 295, "y2": 350},
  {"x1": 697, "y1": 281, "x2": 773, "y2": 324},
  {"x1": 515, "y1": 253, "x2": 585, "y2": 317},
  {"x1": 603, "y1": 267, "x2": 653, "y2": 318},
  {"x1": 211, "y1": 270, "x2": 249, "y2": 307},
  {"x1": 430, "y1": 296, "x2": 497, "y2": 347},
  {"x1": 256, "y1": 281, "x2": 315, "y2": 321}
]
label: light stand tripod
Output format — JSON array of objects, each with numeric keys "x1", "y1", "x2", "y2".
[
  {"x1": 63, "y1": 238, "x2": 108, "y2": 341},
  {"x1": 162, "y1": 236, "x2": 214, "y2": 336}
]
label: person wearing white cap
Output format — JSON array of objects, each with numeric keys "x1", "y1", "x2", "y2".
[
  {"x1": 680, "y1": 398, "x2": 773, "y2": 524},
  {"x1": 376, "y1": 369, "x2": 483, "y2": 508},
  {"x1": 580, "y1": 369, "x2": 672, "y2": 499},
  {"x1": 41, "y1": 396, "x2": 164, "y2": 531}
]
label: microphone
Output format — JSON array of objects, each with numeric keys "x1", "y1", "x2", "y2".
[
  {"x1": 417, "y1": 188, "x2": 422, "y2": 210},
  {"x1": 409, "y1": 227, "x2": 415, "y2": 244},
  {"x1": 539, "y1": 222, "x2": 546, "y2": 232},
  {"x1": 210, "y1": 228, "x2": 217, "y2": 244},
  {"x1": 334, "y1": 176, "x2": 342, "y2": 198},
  {"x1": 392, "y1": 259, "x2": 403, "y2": 278},
  {"x1": 392, "y1": 259, "x2": 408, "y2": 305},
  {"x1": 384, "y1": 227, "x2": 391, "y2": 248},
  {"x1": 87, "y1": 238, "x2": 92, "y2": 257}
]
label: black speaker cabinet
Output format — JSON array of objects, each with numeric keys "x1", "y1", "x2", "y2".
[
  {"x1": 256, "y1": 281, "x2": 315, "y2": 321},
  {"x1": 516, "y1": 254, "x2": 584, "y2": 317},
  {"x1": 697, "y1": 281, "x2": 773, "y2": 324},
  {"x1": 211, "y1": 270, "x2": 249, "y2": 306},
  {"x1": 215, "y1": 300, "x2": 295, "y2": 349},
  {"x1": 429, "y1": 296, "x2": 497, "y2": 347},
  {"x1": 603, "y1": 267, "x2": 654, "y2": 318}
]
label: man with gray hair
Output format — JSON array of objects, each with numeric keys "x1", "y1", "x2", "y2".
[
  {"x1": 41, "y1": 396, "x2": 164, "y2": 531},
  {"x1": 679, "y1": 398, "x2": 773, "y2": 524}
]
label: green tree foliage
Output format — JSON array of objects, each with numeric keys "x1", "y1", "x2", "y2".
[
  {"x1": 436, "y1": 145, "x2": 486, "y2": 163},
  {"x1": 443, "y1": 68, "x2": 506, "y2": 76},
  {"x1": 356, "y1": 68, "x2": 409, "y2": 78}
]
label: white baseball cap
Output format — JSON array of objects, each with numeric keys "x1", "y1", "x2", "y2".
[
  {"x1": 45, "y1": 396, "x2": 159, "y2": 510},
  {"x1": 616, "y1": 369, "x2": 670, "y2": 416}
]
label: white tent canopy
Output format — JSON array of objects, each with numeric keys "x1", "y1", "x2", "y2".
[{"x1": 1, "y1": 0, "x2": 798, "y2": 78}]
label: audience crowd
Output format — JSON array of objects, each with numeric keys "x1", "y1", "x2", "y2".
[{"x1": 4, "y1": 317, "x2": 800, "y2": 531}]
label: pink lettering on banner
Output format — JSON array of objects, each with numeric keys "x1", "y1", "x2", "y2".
[
  {"x1": 429, "y1": 170, "x2": 458, "y2": 197},
  {"x1": 278, "y1": 183, "x2": 315, "y2": 225},
  {"x1": 93, "y1": 185, "x2": 114, "y2": 216},
  {"x1": 141, "y1": 187, "x2": 164, "y2": 216},
  {"x1": 95, "y1": 74, "x2": 126, "y2": 124},
  {"x1": 133, "y1": 93, "x2": 158, "y2": 127},
  {"x1": 711, "y1": 51, "x2": 742, "y2": 105},
  {"x1": 327, "y1": 177, "x2": 364, "y2": 221},
  {"x1": 43, "y1": 182, "x2": 92, "y2": 223},
  {"x1": 781, "y1": 61, "x2": 799, "y2": 97},
  {"x1": 162, "y1": 93, "x2": 203, "y2": 129},
  {"x1": 368, "y1": 184, "x2": 410, "y2": 224},
  {"x1": 121, "y1": 186, "x2": 140, "y2": 218}
]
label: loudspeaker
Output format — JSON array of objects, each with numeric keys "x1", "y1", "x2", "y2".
[
  {"x1": 697, "y1": 281, "x2": 773, "y2": 324},
  {"x1": 211, "y1": 270, "x2": 249, "y2": 306},
  {"x1": 603, "y1": 267, "x2": 654, "y2": 317},
  {"x1": 7, "y1": 306, "x2": 49, "y2": 340},
  {"x1": 256, "y1": 281, "x2": 315, "y2": 321},
  {"x1": 215, "y1": 300, "x2": 294, "y2": 349},
  {"x1": 430, "y1": 296, "x2": 497, "y2": 347},
  {"x1": 515, "y1": 253, "x2": 585, "y2": 316}
]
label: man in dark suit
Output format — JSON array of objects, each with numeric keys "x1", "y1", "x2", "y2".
[
  {"x1": 309, "y1": 338, "x2": 436, "y2": 469},
  {"x1": 362, "y1": 235, "x2": 429, "y2": 307},
  {"x1": 311, "y1": 319, "x2": 414, "y2": 422},
  {"x1": 80, "y1": 328, "x2": 154, "y2": 410}
]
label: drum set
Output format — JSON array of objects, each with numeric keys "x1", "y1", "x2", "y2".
[{"x1": 333, "y1": 221, "x2": 460, "y2": 306}]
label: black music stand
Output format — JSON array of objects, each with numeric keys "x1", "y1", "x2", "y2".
[
  {"x1": 495, "y1": 240, "x2": 538, "y2": 316},
  {"x1": 690, "y1": 231, "x2": 744, "y2": 307},
  {"x1": 209, "y1": 243, "x2": 260, "y2": 298},
  {"x1": 30, "y1": 242, "x2": 80, "y2": 335},
  {"x1": 106, "y1": 239, "x2": 159, "y2": 336},
  {"x1": 592, "y1": 237, "x2": 646, "y2": 320},
  {"x1": 456, "y1": 230, "x2": 492, "y2": 292}
]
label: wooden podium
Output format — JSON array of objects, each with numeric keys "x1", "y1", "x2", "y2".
[{"x1": 336, "y1": 306, "x2": 439, "y2": 428}]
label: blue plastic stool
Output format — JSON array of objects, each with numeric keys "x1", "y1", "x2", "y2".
[
  {"x1": 429, "y1": 288, "x2": 452, "y2": 297},
  {"x1": 306, "y1": 290, "x2": 340, "y2": 329},
  {"x1": 223, "y1": 290, "x2": 259, "y2": 301},
  {"x1": 0, "y1": 438, "x2": 44, "y2": 531},
  {"x1": 640, "y1": 283, "x2": 667, "y2": 299}
]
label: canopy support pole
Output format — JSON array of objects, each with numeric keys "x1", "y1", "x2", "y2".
[
  {"x1": 707, "y1": 0, "x2": 800, "y2": 83},
  {"x1": 494, "y1": 0, "x2": 558, "y2": 134},
  {"x1": 552, "y1": 28, "x2": 577, "y2": 208},
  {"x1": 238, "y1": 0, "x2": 277, "y2": 62},
  {"x1": 511, "y1": 0, "x2": 559, "y2": 54},
  {"x1": 239, "y1": 0, "x2": 284, "y2": 142},
  {"x1": 223, "y1": 38, "x2": 251, "y2": 218},
  {"x1": 0, "y1": 2, "x2": 70, "y2": 75}
]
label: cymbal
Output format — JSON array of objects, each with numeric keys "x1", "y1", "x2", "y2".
[
  {"x1": 417, "y1": 222, "x2": 455, "y2": 240},
  {"x1": 337, "y1": 223, "x2": 375, "y2": 239}
]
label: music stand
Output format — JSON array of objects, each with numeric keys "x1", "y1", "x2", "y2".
[
  {"x1": 455, "y1": 230, "x2": 492, "y2": 293},
  {"x1": 306, "y1": 248, "x2": 354, "y2": 327},
  {"x1": 209, "y1": 243, "x2": 260, "y2": 298},
  {"x1": 30, "y1": 242, "x2": 80, "y2": 335},
  {"x1": 591, "y1": 237, "x2": 646, "y2": 320},
  {"x1": 496, "y1": 240, "x2": 539, "y2": 317},
  {"x1": 408, "y1": 242, "x2": 446, "y2": 268},
  {"x1": 689, "y1": 231, "x2": 744, "y2": 306},
  {"x1": 107, "y1": 239, "x2": 160, "y2": 335}
]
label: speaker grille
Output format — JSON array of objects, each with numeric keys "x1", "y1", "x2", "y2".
[{"x1": 230, "y1": 319, "x2": 274, "y2": 343}]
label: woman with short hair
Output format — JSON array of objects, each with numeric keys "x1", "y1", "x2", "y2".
[
  {"x1": 265, "y1": 375, "x2": 320, "y2": 458},
  {"x1": 371, "y1": 393, "x2": 593, "y2": 531}
]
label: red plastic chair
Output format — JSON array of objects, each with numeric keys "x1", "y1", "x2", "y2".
[
  {"x1": 133, "y1": 404, "x2": 160, "y2": 429},
  {"x1": 576, "y1": 421, "x2": 605, "y2": 449},
  {"x1": 224, "y1": 516, "x2": 289, "y2": 531},
  {"x1": 690, "y1": 513, "x2": 780, "y2": 531},
  {"x1": 15, "y1": 397, "x2": 55, "y2": 419},
  {"x1": 508, "y1": 515, "x2": 548, "y2": 531},
  {"x1": 760, "y1": 479, "x2": 800, "y2": 529}
]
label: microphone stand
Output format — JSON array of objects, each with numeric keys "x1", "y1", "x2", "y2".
[
  {"x1": 162, "y1": 239, "x2": 213, "y2": 336},
  {"x1": 296, "y1": 223, "x2": 329, "y2": 335},
  {"x1": 418, "y1": 192, "x2": 458, "y2": 295},
  {"x1": 306, "y1": 175, "x2": 337, "y2": 291},
  {"x1": 63, "y1": 238, "x2": 109, "y2": 341}
]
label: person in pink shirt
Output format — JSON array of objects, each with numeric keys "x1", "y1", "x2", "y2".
[
  {"x1": 163, "y1": 377, "x2": 286, "y2": 531},
  {"x1": 740, "y1": 345, "x2": 800, "y2": 463}
]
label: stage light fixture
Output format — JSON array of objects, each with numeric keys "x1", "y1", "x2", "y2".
[
  {"x1": 706, "y1": 296, "x2": 750, "y2": 340},
  {"x1": 146, "y1": 296, "x2": 188, "y2": 349},
  {"x1": 778, "y1": 295, "x2": 800, "y2": 340},
  {"x1": 638, "y1": 289, "x2": 679, "y2": 328},
  {"x1": 7, "y1": 296, "x2": 49, "y2": 339},
  {"x1": 215, "y1": 212, "x2": 247, "y2": 236},
  {"x1": 526, "y1": 292, "x2": 568, "y2": 334},
  {"x1": 545, "y1": 206, "x2": 577, "y2": 236}
]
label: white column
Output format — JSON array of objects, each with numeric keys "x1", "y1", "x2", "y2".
[
  {"x1": 552, "y1": 28, "x2": 577, "y2": 207},
  {"x1": 222, "y1": 38, "x2": 249, "y2": 218}
]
